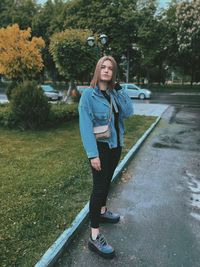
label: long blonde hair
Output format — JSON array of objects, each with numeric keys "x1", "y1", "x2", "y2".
[{"x1": 90, "y1": 56, "x2": 117, "y2": 90}]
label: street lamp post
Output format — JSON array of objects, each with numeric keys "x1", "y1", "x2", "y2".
[
  {"x1": 121, "y1": 43, "x2": 138, "y2": 83},
  {"x1": 121, "y1": 54, "x2": 128, "y2": 83},
  {"x1": 87, "y1": 34, "x2": 108, "y2": 57}
]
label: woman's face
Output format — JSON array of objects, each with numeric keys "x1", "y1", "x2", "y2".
[{"x1": 100, "y1": 60, "x2": 113, "y2": 82}]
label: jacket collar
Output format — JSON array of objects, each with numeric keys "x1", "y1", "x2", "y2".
[
  {"x1": 92, "y1": 86, "x2": 114, "y2": 97},
  {"x1": 91, "y1": 86, "x2": 111, "y2": 107},
  {"x1": 92, "y1": 86, "x2": 104, "y2": 97},
  {"x1": 91, "y1": 86, "x2": 118, "y2": 112}
]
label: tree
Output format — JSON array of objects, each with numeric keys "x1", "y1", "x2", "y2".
[
  {"x1": 0, "y1": 24, "x2": 45, "y2": 81},
  {"x1": 32, "y1": 0, "x2": 67, "y2": 81},
  {"x1": 175, "y1": 0, "x2": 200, "y2": 84},
  {"x1": 49, "y1": 28, "x2": 96, "y2": 100},
  {"x1": 0, "y1": 0, "x2": 38, "y2": 29},
  {"x1": 49, "y1": 28, "x2": 96, "y2": 81},
  {"x1": 62, "y1": 0, "x2": 140, "y2": 79},
  {"x1": 134, "y1": 0, "x2": 166, "y2": 83}
]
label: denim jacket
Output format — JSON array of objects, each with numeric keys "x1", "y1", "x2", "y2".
[{"x1": 78, "y1": 86, "x2": 134, "y2": 158}]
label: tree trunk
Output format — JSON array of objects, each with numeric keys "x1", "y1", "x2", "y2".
[
  {"x1": 158, "y1": 62, "x2": 163, "y2": 85},
  {"x1": 190, "y1": 59, "x2": 195, "y2": 86},
  {"x1": 63, "y1": 81, "x2": 72, "y2": 102}
]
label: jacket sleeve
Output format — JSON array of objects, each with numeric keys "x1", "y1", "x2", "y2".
[
  {"x1": 78, "y1": 92, "x2": 99, "y2": 158},
  {"x1": 113, "y1": 89, "x2": 134, "y2": 118}
]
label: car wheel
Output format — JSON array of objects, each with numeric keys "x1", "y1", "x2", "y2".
[{"x1": 139, "y1": 93, "x2": 145, "y2": 100}]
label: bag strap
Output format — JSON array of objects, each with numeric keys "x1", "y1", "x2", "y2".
[{"x1": 108, "y1": 97, "x2": 113, "y2": 122}]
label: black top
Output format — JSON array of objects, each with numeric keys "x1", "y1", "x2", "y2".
[{"x1": 101, "y1": 90, "x2": 120, "y2": 146}]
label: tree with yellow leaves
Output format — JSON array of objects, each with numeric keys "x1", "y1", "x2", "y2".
[{"x1": 0, "y1": 24, "x2": 45, "y2": 81}]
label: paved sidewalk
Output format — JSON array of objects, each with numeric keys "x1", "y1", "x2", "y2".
[
  {"x1": 56, "y1": 106, "x2": 200, "y2": 267},
  {"x1": 133, "y1": 103, "x2": 169, "y2": 117}
]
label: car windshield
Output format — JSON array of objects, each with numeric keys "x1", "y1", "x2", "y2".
[
  {"x1": 41, "y1": 85, "x2": 55, "y2": 92},
  {"x1": 121, "y1": 84, "x2": 141, "y2": 90},
  {"x1": 128, "y1": 85, "x2": 138, "y2": 90}
]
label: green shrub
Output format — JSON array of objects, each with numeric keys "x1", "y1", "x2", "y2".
[
  {"x1": 10, "y1": 80, "x2": 50, "y2": 130},
  {"x1": 6, "y1": 81, "x2": 18, "y2": 100},
  {"x1": 0, "y1": 104, "x2": 14, "y2": 127},
  {"x1": 48, "y1": 102, "x2": 78, "y2": 126},
  {"x1": 0, "y1": 99, "x2": 79, "y2": 130}
]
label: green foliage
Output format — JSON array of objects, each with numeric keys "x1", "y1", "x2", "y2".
[
  {"x1": 1, "y1": 0, "x2": 200, "y2": 84},
  {"x1": 0, "y1": 99, "x2": 79, "y2": 130},
  {"x1": 10, "y1": 80, "x2": 50, "y2": 130},
  {"x1": 49, "y1": 28, "x2": 96, "y2": 82},
  {"x1": 63, "y1": 0, "x2": 140, "y2": 63},
  {"x1": 48, "y1": 102, "x2": 79, "y2": 126},
  {"x1": 0, "y1": 0, "x2": 38, "y2": 29},
  {"x1": 32, "y1": 0, "x2": 67, "y2": 80},
  {"x1": 174, "y1": 0, "x2": 200, "y2": 83},
  {"x1": 6, "y1": 81, "x2": 18, "y2": 100},
  {"x1": 0, "y1": 103, "x2": 13, "y2": 127}
]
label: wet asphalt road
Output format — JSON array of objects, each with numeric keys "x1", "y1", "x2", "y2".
[
  {"x1": 150, "y1": 91, "x2": 200, "y2": 107},
  {"x1": 55, "y1": 92, "x2": 200, "y2": 267}
]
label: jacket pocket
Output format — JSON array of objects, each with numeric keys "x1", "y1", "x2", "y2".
[{"x1": 93, "y1": 112, "x2": 108, "y2": 123}]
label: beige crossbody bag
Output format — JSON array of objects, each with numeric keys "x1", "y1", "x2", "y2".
[{"x1": 93, "y1": 98, "x2": 113, "y2": 140}]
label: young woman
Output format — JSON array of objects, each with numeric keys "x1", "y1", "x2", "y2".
[{"x1": 79, "y1": 55, "x2": 133, "y2": 259}]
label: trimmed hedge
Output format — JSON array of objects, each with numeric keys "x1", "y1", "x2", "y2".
[
  {"x1": 48, "y1": 102, "x2": 79, "y2": 126},
  {"x1": 0, "y1": 102, "x2": 79, "y2": 129}
]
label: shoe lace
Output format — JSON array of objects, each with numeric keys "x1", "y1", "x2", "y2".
[{"x1": 97, "y1": 234, "x2": 107, "y2": 246}]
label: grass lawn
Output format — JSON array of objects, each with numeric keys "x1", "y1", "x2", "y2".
[{"x1": 0, "y1": 115, "x2": 155, "y2": 267}]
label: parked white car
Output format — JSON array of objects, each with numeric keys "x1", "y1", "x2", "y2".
[{"x1": 120, "y1": 83, "x2": 152, "y2": 99}]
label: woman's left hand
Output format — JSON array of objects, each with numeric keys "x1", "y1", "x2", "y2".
[{"x1": 90, "y1": 157, "x2": 101, "y2": 171}]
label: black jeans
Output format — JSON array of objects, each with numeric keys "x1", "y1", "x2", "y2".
[{"x1": 89, "y1": 142, "x2": 122, "y2": 228}]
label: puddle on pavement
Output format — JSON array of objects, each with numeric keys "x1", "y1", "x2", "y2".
[
  {"x1": 152, "y1": 134, "x2": 181, "y2": 149},
  {"x1": 169, "y1": 106, "x2": 200, "y2": 125},
  {"x1": 190, "y1": 212, "x2": 200, "y2": 221},
  {"x1": 184, "y1": 170, "x2": 200, "y2": 222},
  {"x1": 152, "y1": 131, "x2": 200, "y2": 151},
  {"x1": 153, "y1": 142, "x2": 181, "y2": 149},
  {"x1": 152, "y1": 106, "x2": 200, "y2": 152}
]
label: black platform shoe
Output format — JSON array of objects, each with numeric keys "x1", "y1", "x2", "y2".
[{"x1": 100, "y1": 210, "x2": 120, "y2": 224}]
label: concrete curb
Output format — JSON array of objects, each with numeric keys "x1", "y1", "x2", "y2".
[{"x1": 35, "y1": 116, "x2": 161, "y2": 267}]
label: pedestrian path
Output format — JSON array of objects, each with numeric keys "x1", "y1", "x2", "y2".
[
  {"x1": 134, "y1": 103, "x2": 169, "y2": 117},
  {"x1": 56, "y1": 106, "x2": 200, "y2": 267}
]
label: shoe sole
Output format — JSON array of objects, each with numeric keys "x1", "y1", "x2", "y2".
[
  {"x1": 88, "y1": 242, "x2": 115, "y2": 259},
  {"x1": 99, "y1": 217, "x2": 120, "y2": 224}
]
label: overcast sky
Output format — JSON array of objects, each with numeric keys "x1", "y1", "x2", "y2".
[{"x1": 37, "y1": 0, "x2": 171, "y2": 8}]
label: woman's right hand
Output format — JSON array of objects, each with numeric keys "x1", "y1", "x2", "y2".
[{"x1": 90, "y1": 157, "x2": 101, "y2": 171}]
